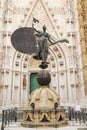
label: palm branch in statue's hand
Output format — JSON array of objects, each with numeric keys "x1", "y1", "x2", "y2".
[
  {"x1": 48, "y1": 36, "x2": 69, "y2": 45},
  {"x1": 58, "y1": 39, "x2": 69, "y2": 43}
]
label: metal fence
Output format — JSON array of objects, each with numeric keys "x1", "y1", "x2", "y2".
[
  {"x1": 0, "y1": 107, "x2": 87, "y2": 130},
  {"x1": 65, "y1": 107, "x2": 87, "y2": 126},
  {"x1": 1, "y1": 108, "x2": 23, "y2": 130}
]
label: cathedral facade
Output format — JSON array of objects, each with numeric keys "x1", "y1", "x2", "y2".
[{"x1": 0, "y1": 0, "x2": 86, "y2": 108}]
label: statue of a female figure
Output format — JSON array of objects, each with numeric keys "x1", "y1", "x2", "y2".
[{"x1": 32, "y1": 24, "x2": 69, "y2": 69}]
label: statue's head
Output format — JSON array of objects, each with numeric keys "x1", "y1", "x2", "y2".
[{"x1": 42, "y1": 25, "x2": 46, "y2": 31}]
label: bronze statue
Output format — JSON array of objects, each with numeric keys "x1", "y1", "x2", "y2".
[
  {"x1": 32, "y1": 24, "x2": 49, "y2": 68},
  {"x1": 11, "y1": 17, "x2": 69, "y2": 69},
  {"x1": 32, "y1": 24, "x2": 69, "y2": 69}
]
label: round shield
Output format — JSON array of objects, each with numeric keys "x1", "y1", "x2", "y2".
[{"x1": 11, "y1": 27, "x2": 37, "y2": 54}]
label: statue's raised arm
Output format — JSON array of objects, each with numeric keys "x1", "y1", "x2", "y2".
[{"x1": 32, "y1": 24, "x2": 42, "y2": 36}]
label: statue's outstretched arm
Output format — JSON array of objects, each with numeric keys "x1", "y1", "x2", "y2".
[{"x1": 48, "y1": 36, "x2": 69, "y2": 45}]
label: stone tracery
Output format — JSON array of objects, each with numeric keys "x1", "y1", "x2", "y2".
[{"x1": 0, "y1": 0, "x2": 86, "y2": 108}]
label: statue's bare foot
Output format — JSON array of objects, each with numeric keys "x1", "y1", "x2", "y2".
[
  {"x1": 42, "y1": 61, "x2": 49, "y2": 64},
  {"x1": 45, "y1": 62, "x2": 49, "y2": 64},
  {"x1": 33, "y1": 54, "x2": 41, "y2": 60},
  {"x1": 39, "y1": 63, "x2": 48, "y2": 69}
]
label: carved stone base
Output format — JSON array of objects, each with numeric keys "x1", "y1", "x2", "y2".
[{"x1": 21, "y1": 109, "x2": 68, "y2": 128}]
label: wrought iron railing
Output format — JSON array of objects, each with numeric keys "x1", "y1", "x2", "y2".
[{"x1": 0, "y1": 107, "x2": 87, "y2": 130}]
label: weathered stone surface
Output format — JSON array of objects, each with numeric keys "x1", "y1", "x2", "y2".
[{"x1": 78, "y1": 128, "x2": 87, "y2": 130}]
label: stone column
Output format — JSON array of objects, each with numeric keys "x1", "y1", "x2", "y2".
[{"x1": 77, "y1": 0, "x2": 87, "y2": 95}]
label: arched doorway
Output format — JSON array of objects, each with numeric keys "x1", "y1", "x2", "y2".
[{"x1": 30, "y1": 73, "x2": 40, "y2": 93}]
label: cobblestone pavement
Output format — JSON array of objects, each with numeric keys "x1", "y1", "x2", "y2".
[{"x1": 0, "y1": 122, "x2": 87, "y2": 130}]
